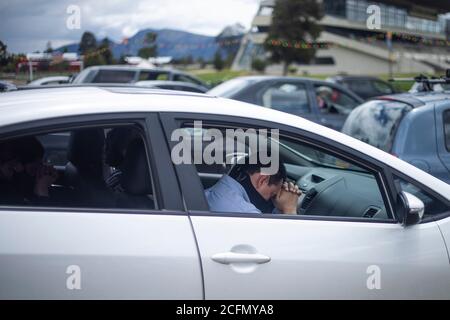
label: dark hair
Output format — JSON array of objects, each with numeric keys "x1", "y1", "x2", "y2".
[
  {"x1": 0, "y1": 141, "x2": 18, "y2": 163},
  {"x1": 230, "y1": 160, "x2": 286, "y2": 185},
  {"x1": 14, "y1": 137, "x2": 44, "y2": 164},
  {"x1": 245, "y1": 162, "x2": 286, "y2": 185},
  {"x1": 105, "y1": 127, "x2": 139, "y2": 167}
]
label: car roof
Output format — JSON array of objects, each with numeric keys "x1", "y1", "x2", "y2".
[
  {"x1": 83, "y1": 65, "x2": 181, "y2": 73},
  {"x1": 329, "y1": 75, "x2": 385, "y2": 81},
  {"x1": 1, "y1": 86, "x2": 449, "y2": 198},
  {"x1": 135, "y1": 80, "x2": 204, "y2": 88},
  {"x1": 28, "y1": 76, "x2": 70, "y2": 84},
  {"x1": 232, "y1": 75, "x2": 330, "y2": 83},
  {"x1": 374, "y1": 92, "x2": 450, "y2": 107}
]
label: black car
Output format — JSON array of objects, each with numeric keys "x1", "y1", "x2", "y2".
[
  {"x1": 326, "y1": 76, "x2": 396, "y2": 100},
  {"x1": 208, "y1": 76, "x2": 364, "y2": 131}
]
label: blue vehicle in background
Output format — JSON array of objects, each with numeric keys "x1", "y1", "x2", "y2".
[{"x1": 342, "y1": 74, "x2": 450, "y2": 183}]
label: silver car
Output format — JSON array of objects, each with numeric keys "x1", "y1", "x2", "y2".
[{"x1": 1, "y1": 86, "x2": 450, "y2": 299}]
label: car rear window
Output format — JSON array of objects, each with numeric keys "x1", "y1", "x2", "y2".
[
  {"x1": 92, "y1": 70, "x2": 136, "y2": 83},
  {"x1": 208, "y1": 78, "x2": 258, "y2": 98},
  {"x1": 342, "y1": 100, "x2": 412, "y2": 152}
]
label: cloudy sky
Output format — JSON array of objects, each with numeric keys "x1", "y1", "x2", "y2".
[{"x1": 0, "y1": 0, "x2": 260, "y2": 53}]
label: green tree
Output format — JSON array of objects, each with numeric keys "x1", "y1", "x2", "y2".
[
  {"x1": 99, "y1": 38, "x2": 114, "y2": 65},
  {"x1": 213, "y1": 50, "x2": 224, "y2": 71},
  {"x1": 251, "y1": 58, "x2": 267, "y2": 73},
  {"x1": 79, "y1": 31, "x2": 97, "y2": 55},
  {"x1": 264, "y1": 0, "x2": 323, "y2": 75},
  {"x1": 138, "y1": 32, "x2": 158, "y2": 59},
  {"x1": 0, "y1": 40, "x2": 8, "y2": 66},
  {"x1": 44, "y1": 41, "x2": 53, "y2": 53}
]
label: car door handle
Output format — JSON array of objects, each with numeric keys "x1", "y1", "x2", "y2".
[{"x1": 211, "y1": 252, "x2": 271, "y2": 265}]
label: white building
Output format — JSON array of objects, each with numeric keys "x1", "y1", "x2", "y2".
[{"x1": 233, "y1": 0, "x2": 450, "y2": 75}]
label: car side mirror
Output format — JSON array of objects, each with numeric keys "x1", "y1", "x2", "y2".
[{"x1": 400, "y1": 191, "x2": 425, "y2": 226}]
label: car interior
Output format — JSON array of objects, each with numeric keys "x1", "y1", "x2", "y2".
[
  {"x1": 0, "y1": 124, "x2": 155, "y2": 209},
  {"x1": 183, "y1": 124, "x2": 390, "y2": 219}
]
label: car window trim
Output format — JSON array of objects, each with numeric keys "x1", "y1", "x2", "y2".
[
  {"x1": 0, "y1": 112, "x2": 185, "y2": 213},
  {"x1": 385, "y1": 167, "x2": 450, "y2": 224},
  {"x1": 161, "y1": 112, "x2": 398, "y2": 223}
]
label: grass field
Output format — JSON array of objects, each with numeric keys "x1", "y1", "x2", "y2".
[
  {"x1": 193, "y1": 69, "x2": 431, "y2": 92},
  {"x1": 2, "y1": 68, "x2": 434, "y2": 93}
]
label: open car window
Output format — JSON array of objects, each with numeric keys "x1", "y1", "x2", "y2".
[{"x1": 179, "y1": 122, "x2": 391, "y2": 220}]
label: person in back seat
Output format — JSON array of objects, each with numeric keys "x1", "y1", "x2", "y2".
[
  {"x1": 65, "y1": 128, "x2": 114, "y2": 207},
  {"x1": 115, "y1": 138, "x2": 154, "y2": 209},
  {"x1": 14, "y1": 136, "x2": 58, "y2": 203},
  {"x1": 104, "y1": 127, "x2": 140, "y2": 193}
]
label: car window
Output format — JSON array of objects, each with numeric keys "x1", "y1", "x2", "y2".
[
  {"x1": 314, "y1": 84, "x2": 359, "y2": 115},
  {"x1": 443, "y1": 110, "x2": 450, "y2": 151},
  {"x1": 0, "y1": 125, "x2": 156, "y2": 210},
  {"x1": 395, "y1": 176, "x2": 449, "y2": 218},
  {"x1": 373, "y1": 81, "x2": 394, "y2": 94},
  {"x1": 173, "y1": 74, "x2": 202, "y2": 85},
  {"x1": 139, "y1": 71, "x2": 170, "y2": 81},
  {"x1": 179, "y1": 122, "x2": 390, "y2": 220},
  {"x1": 342, "y1": 100, "x2": 412, "y2": 152},
  {"x1": 260, "y1": 82, "x2": 311, "y2": 115},
  {"x1": 92, "y1": 70, "x2": 136, "y2": 83}
]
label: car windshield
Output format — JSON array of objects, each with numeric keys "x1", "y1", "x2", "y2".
[
  {"x1": 342, "y1": 100, "x2": 412, "y2": 152},
  {"x1": 208, "y1": 78, "x2": 258, "y2": 97}
]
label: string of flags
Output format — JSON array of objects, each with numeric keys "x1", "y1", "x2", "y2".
[{"x1": 83, "y1": 29, "x2": 449, "y2": 59}]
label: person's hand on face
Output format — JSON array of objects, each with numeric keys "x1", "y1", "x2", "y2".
[
  {"x1": 273, "y1": 181, "x2": 301, "y2": 215},
  {"x1": 34, "y1": 164, "x2": 58, "y2": 197}
]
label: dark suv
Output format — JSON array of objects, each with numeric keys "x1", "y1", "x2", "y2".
[{"x1": 327, "y1": 75, "x2": 396, "y2": 100}]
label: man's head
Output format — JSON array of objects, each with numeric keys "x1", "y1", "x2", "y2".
[
  {"x1": 105, "y1": 127, "x2": 139, "y2": 167},
  {"x1": 0, "y1": 141, "x2": 23, "y2": 180},
  {"x1": 233, "y1": 161, "x2": 286, "y2": 201},
  {"x1": 15, "y1": 137, "x2": 45, "y2": 177}
]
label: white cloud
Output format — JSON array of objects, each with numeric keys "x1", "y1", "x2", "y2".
[{"x1": 1, "y1": 0, "x2": 260, "y2": 53}]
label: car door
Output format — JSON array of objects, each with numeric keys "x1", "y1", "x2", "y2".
[
  {"x1": 162, "y1": 113, "x2": 450, "y2": 299},
  {"x1": 0, "y1": 113, "x2": 203, "y2": 299},
  {"x1": 312, "y1": 83, "x2": 361, "y2": 131}
]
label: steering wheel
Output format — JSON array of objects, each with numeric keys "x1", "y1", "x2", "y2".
[{"x1": 296, "y1": 175, "x2": 344, "y2": 216}]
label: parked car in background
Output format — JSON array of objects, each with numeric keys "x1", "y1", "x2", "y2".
[
  {"x1": 0, "y1": 80, "x2": 17, "y2": 92},
  {"x1": 342, "y1": 92, "x2": 450, "y2": 183},
  {"x1": 135, "y1": 80, "x2": 208, "y2": 93},
  {"x1": 1, "y1": 86, "x2": 450, "y2": 299},
  {"x1": 326, "y1": 75, "x2": 396, "y2": 100},
  {"x1": 72, "y1": 65, "x2": 209, "y2": 90},
  {"x1": 28, "y1": 76, "x2": 71, "y2": 86},
  {"x1": 208, "y1": 76, "x2": 364, "y2": 131},
  {"x1": 410, "y1": 82, "x2": 450, "y2": 93}
]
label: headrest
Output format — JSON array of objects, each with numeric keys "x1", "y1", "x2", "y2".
[
  {"x1": 120, "y1": 139, "x2": 152, "y2": 195},
  {"x1": 67, "y1": 129, "x2": 104, "y2": 177}
]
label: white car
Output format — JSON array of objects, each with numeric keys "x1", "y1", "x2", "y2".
[
  {"x1": 28, "y1": 76, "x2": 71, "y2": 86},
  {"x1": 1, "y1": 86, "x2": 450, "y2": 299}
]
